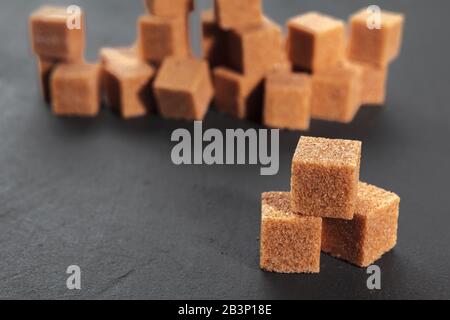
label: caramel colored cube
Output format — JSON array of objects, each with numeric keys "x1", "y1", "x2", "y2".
[
  {"x1": 154, "y1": 57, "x2": 213, "y2": 120},
  {"x1": 37, "y1": 57, "x2": 59, "y2": 103},
  {"x1": 213, "y1": 67, "x2": 263, "y2": 121},
  {"x1": 348, "y1": 9, "x2": 404, "y2": 66},
  {"x1": 228, "y1": 17, "x2": 284, "y2": 77},
  {"x1": 322, "y1": 182, "x2": 400, "y2": 267},
  {"x1": 51, "y1": 63, "x2": 100, "y2": 117},
  {"x1": 291, "y1": 136, "x2": 362, "y2": 220},
  {"x1": 30, "y1": 6, "x2": 85, "y2": 61},
  {"x1": 145, "y1": 0, "x2": 194, "y2": 17},
  {"x1": 264, "y1": 71, "x2": 312, "y2": 131},
  {"x1": 287, "y1": 12, "x2": 345, "y2": 72},
  {"x1": 260, "y1": 192, "x2": 322, "y2": 274},
  {"x1": 355, "y1": 62, "x2": 389, "y2": 105},
  {"x1": 311, "y1": 62, "x2": 363, "y2": 123},
  {"x1": 214, "y1": 0, "x2": 263, "y2": 30},
  {"x1": 100, "y1": 47, "x2": 156, "y2": 119},
  {"x1": 138, "y1": 15, "x2": 189, "y2": 65},
  {"x1": 201, "y1": 10, "x2": 228, "y2": 68}
]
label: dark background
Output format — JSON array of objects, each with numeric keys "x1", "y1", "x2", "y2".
[{"x1": 0, "y1": 0, "x2": 449, "y2": 299}]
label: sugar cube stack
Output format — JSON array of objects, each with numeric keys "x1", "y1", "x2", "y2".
[
  {"x1": 140, "y1": 0, "x2": 214, "y2": 121},
  {"x1": 347, "y1": 9, "x2": 404, "y2": 106},
  {"x1": 204, "y1": 0, "x2": 285, "y2": 122},
  {"x1": 261, "y1": 136, "x2": 400, "y2": 273},
  {"x1": 30, "y1": 6, "x2": 87, "y2": 107}
]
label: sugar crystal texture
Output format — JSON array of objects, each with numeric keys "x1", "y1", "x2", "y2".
[
  {"x1": 260, "y1": 192, "x2": 322, "y2": 273},
  {"x1": 291, "y1": 136, "x2": 362, "y2": 220},
  {"x1": 322, "y1": 182, "x2": 400, "y2": 267},
  {"x1": 214, "y1": 0, "x2": 263, "y2": 30}
]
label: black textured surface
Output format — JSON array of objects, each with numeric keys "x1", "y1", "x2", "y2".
[{"x1": 1, "y1": 0, "x2": 449, "y2": 299}]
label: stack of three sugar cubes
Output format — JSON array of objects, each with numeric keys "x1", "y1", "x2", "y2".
[{"x1": 260, "y1": 136, "x2": 400, "y2": 273}]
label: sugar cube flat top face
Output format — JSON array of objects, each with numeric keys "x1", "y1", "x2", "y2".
[
  {"x1": 317, "y1": 60, "x2": 362, "y2": 80},
  {"x1": 260, "y1": 192, "x2": 322, "y2": 273},
  {"x1": 356, "y1": 182, "x2": 400, "y2": 217},
  {"x1": 201, "y1": 10, "x2": 215, "y2": 24},
  {"x1": 288, "y1": 12, "x2": 344, "y2": 33},
  {"x1": 262, "y1": 192, "x2": 303, "y2": 219},
  {"x1": 215, "y1": 0, "x2": 263, "y2": 30},
  {"x1": 294, "y1": 136, "x2": 362, "y2": 167},
  {"x1": 154, "y1": 57, "x2": 208, "y2": 92},
  {"x1": 54, "y1": 63, "x2": 98, "y2": 78},
  {"x1": 146, "y1": 0, "x2": 194, "y2": 17},
  {"x1": 30, "y1": 6, "x2": 70, "y2": 21},
  {"x1": 100, "y1": 47, "x2": 152, "y2": 77},
  {"x1": 267, "y1": 71, "x2": 310, "y2": 89},
  {"x1": 214, "y1": 67, "x2": 262, "y2": 97}
]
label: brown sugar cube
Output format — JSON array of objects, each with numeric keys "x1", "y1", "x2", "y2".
[
  {"x1": 201, "y1": 10, "x2": 228, "y2": 68},
  {"x1": 51, "y1": 63, "x2": 100, "y2": 117},
  {"x1": 100, "y1": 47, "x2": 156, "y2": 119},
  {"x1": 354, "y1": 62, "x2": 389, "y2": 105},
  {"x1": 263, "y1": 71, "x2": 312, "y2": 131},
  {"x1": 37, "y1": 57, "x2": 59, "y2": 103},
  {"x1": 287, "y1": 12, "x2": 345, "y2": 73},
  {"x1": 228, "y1": 17, "x2": 284, "y2": 77},
  {"x1": 260, "y1": 192, "x2": 322, "y2": 274},
  {"x1": 322, "y1": 182, "x2": 400, "y2": 267},
  {"x1": 213, "y1": 67, "x2": 264, "y2": 121},
  {"x1": 348, "y1": 9, "x2": 404, "y2": 67},
  {"x1": 214, "y1": 0, "x2": 263, "y2": 30},
  {"x1": 311, "y1": 61, "x2": 363, "y2": 123},
  {"x1": 291, "y1": 136, "x2": 362, "y2": 220},
  {"x1": 30, "y1": 6, "x2": 85, "y2": 61},
  {"x1": 145, "y1": 0, "x2": 194, "y2": 17},
  {"x1": 138, "y1": 15, "x2": 189, "y2": 65},
  {"x1": 154, "y1": 57, "x2": 213, "y2": 120}
]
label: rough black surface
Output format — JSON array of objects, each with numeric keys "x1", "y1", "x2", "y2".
[{"x1": 0, "y1": 0, "x2": 449, "y2": 299}]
